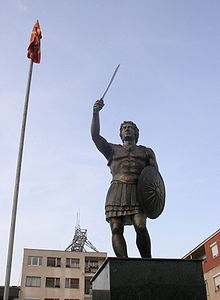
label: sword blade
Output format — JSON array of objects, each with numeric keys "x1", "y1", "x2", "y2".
[{"x1": 101, "y1": 64, "x2": 120, "y2": 100}]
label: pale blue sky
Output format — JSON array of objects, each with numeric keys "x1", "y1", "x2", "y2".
[{"x1": 0, "y1": 0, "x2": 220, "y2": 285}]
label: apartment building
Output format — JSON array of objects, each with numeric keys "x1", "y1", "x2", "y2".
[
  {"x1": 20, "y1": 248, "x2": 107, "y2": 300},
  {"x1": 183, "y1": 229, "x2": 220, "y2": 300}
]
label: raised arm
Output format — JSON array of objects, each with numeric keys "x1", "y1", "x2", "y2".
[{"x1": 91, "y1": 99, "x2": 112, "y2": 160}]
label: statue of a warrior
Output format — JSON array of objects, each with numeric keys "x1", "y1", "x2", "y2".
[{"x1": 91, "y1": 99, "x2": 165, "y2": 258}]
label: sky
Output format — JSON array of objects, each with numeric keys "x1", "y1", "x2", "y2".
[{"x1": 0, "y1": 0, "x2": 220, "y2": 285}]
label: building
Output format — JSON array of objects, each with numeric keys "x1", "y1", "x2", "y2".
[
  {"x1": 19, "y1": 248, "x2": 107, "y2": 300},
  {"x1": 183, "y1": 229, "x2": 220, "y2": 300}
]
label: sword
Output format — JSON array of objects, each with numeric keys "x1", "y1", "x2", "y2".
[{"x1": 101, "y1": 64, "x2": 120, "y2": 100}]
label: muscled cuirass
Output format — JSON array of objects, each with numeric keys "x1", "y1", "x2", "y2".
[{"x1": 108, "y1": 144, "x2": 150, "y2": 183}]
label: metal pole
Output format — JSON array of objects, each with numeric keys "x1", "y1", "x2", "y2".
[{"x1": 3, "y1": 60, "x2": 34, "y2": 300}]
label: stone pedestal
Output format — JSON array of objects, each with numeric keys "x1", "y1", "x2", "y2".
[{"x1": 91, "y1": 257, "x2": 207, "y2": 300}]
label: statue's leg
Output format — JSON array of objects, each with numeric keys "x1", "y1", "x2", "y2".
[
  {"x1": 109, "y1": 217, "x2": 128, "y2": 258},
  {"x1": 132, "y1": 213, "x2": 151, "y2": 258}
]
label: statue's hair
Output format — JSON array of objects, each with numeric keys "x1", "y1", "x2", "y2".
[{"x1": 120, "y1": 121, "x2": 139, "y2": 143}]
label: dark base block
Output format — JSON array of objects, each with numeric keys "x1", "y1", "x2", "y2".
[{"x1": 91, "y1": 257, "x2": 207, "y2": 300}]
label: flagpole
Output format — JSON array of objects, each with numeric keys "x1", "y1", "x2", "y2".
[{"x1": 3, "y1": 59, "x2": 34, "y2": 300}]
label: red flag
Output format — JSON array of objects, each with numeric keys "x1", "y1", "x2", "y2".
[{"x1": 27, "y1": 20, "x2": 42, "y2": 63}]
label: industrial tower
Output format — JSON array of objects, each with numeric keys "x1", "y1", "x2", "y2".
[{"x1": 65, "y1": 223, "x2": 99, "y2": 252}]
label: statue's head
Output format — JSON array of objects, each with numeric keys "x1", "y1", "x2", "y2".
[{"x1": 120, "y1": 121, "x2": 139, "y2": 143}]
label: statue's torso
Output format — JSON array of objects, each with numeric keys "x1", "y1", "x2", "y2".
[{"x1": 108, "y1": 144, "x2": 150, "y2": 183}]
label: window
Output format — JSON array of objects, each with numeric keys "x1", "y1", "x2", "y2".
[
  {"x1": 28, "y1": 256, "x2": 42, "y2": 266},
  {"x1": 66, "y1": 258, "x2": 80, "y2": 268},
  {"x1": 47, "y1": 257, "x2": 61, "y2": 267},
  {"x1": 85, "y1": 277, "x2": 92, "y2": 295},
  {"x1": 65, "y1": 278, "x2": 79, "y2": 289},
  {"x1": 213, "y1": 273, "x2": 220, "y2": 291},
  {"x1": 85, "y1": 259, "x2": 99, "y2": 273},
  {"x1": 26, "y1": 276, "x2": 41, "y2": 287},
  {"x1": 210, "y1": 242, "x2": 219, "y2": 258},
  {"x1": 85, "y1": 260, "x2": 98, "y2": 268},
  {"x1": 45, "y1": 277, "x2": 60, "y2": 288}
]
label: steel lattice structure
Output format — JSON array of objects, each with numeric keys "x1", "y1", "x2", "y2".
[{"x1": 65, "y1": 224, "x2": 99, "y2": 252}]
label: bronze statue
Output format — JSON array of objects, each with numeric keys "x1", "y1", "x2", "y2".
[{"x1": 91, "y1": 99, "x2": 165, "y2": 258}]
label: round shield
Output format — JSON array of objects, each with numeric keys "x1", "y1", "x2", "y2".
[{"x1": 137, "y1": 166, "x2": 165, "y2": 219}]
